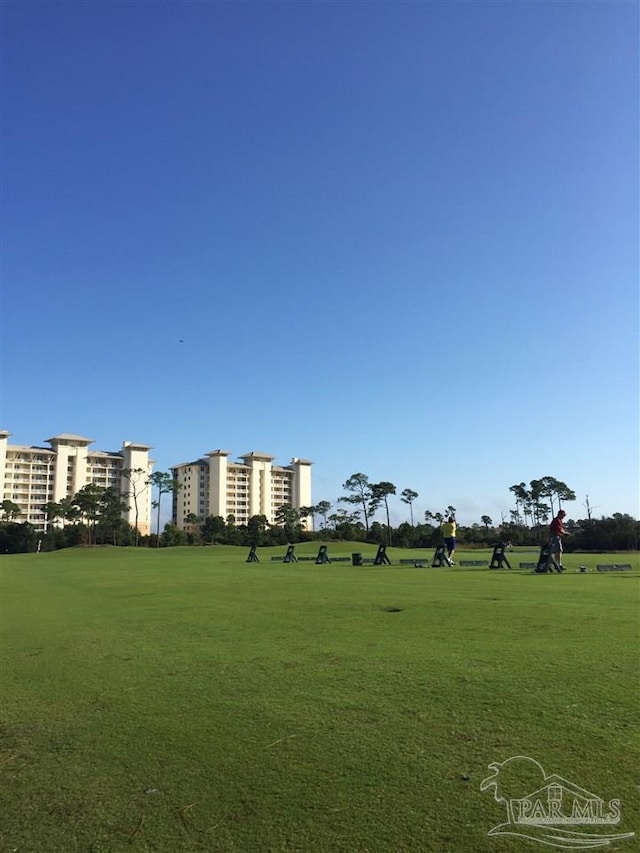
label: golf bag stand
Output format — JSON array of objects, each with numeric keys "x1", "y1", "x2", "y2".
[
  {"x1": 489, "y1": 542, "x2": 511, "y2": 569},
  {"x1": 316, "y1": 545, "x2": 331, "y2": 564},
  {"x1": 374, "y1": 544, "x2": 391, "y2": 565},
  {"x1": 535, "y1": 542, "x2": 559, "y2": 574},
  {"x1": 432, "y1": 543, "x2": 450, "y2": 567},
  {"x1": 283, "y1": 545, "x2": 298, "y2": 563}
]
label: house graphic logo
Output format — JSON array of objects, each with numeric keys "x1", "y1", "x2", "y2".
[{"x1": 481, "y1": 755, "x2": 635, "y2": 849}]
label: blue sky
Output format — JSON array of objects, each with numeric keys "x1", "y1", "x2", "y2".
[{"x1": 1, "y1": 1, "x2": 638, "y2": 527}]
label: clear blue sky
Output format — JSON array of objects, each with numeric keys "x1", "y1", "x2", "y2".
[{"x1": 1, "y1": 1, "x2": 638, "y2": 527}]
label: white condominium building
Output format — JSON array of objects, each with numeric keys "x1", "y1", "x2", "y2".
[
  {"x1": 0, "y1": 431, "x2": 153, "y2": 533},
  {"x1": 171, "y1": 450, "x2": 313, "y2": 529}
]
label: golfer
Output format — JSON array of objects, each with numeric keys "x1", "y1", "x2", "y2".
[
  {"x1": 441, "y1": 516, "x2": 457, "y2": 566},
  {"x1": 549, "y1": 510, "x2": 568, "y2": 572}
]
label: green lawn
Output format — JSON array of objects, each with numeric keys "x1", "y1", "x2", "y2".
[{"x1": 1, "y1": 545, "x2": 638, "y2": 852}]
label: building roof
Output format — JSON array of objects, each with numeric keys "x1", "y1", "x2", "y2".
[
  {"x1": 172, "y1": 459, "x2": 207, "y2": 470},
  {"x1": 45, "y1": 433, "x2": 95, "y2": 445},
  {"x1": 6, "y1": 444, "x2": 55, "y2": 455},
  {"x1": 239, "y1": 451, "x2": 276, "y2": 461}
]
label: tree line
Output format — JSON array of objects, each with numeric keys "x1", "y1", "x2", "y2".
[
  {"x1": 0, "y1": 471, "x2": 637, "y2": 554},
  {"x1": 0, "y1": 469, "x2": 179, "y2": 553}
]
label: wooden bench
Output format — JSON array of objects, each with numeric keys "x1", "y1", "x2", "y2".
[
  {"x1": 460, "y1": 560, "x2": 488, "y2": 567},
  {"x1": 399, "y1": 559, "x2": 427, "y2": 567},
  {"x1": 597, "y1": 564, "x2": 632, "y2": 572},
  {"x1": 272, "y1": 555, "x2": 351, "y2": 563}
]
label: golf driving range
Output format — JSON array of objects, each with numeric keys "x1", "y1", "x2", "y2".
[{"x1": 1, "y1": 545, "x2": 638, "y2": 852}]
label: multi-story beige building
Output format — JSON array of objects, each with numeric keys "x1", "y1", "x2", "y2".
[
  {"x1": 171, "y1": 450, "x2": 312, "y2": 529},
  {"x1": 0, "y1": 431, "x2": 153, "y2": 533}
]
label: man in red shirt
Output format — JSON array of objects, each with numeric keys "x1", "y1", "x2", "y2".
[{"x1": 549, "y1": 509, "x2": 568, "y2": 572}]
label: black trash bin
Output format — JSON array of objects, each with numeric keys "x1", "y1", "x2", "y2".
[{"x1": 352, "y1": 553, "x2": 363, "y2": 566}]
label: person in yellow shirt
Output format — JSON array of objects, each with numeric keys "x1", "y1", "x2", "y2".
[{"x1": 440, "y1": 516, "x2": 457, "y2": 565}]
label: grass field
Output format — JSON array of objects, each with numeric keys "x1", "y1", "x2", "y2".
[{"x1": 1, "y1": 544, "x2": 638, "y2": 852}]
